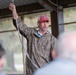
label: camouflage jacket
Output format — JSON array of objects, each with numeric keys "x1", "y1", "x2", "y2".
[{"x1": 13, "y1": 18, "x2": 56, "y2": 75}]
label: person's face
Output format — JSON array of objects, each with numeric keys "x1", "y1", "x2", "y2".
[
  {"x1": 38, "y1": 21, "x2": 50, "y2": 31},
  {"x1": 0, "y1": 56, "x2": 6, "y2": 70}
]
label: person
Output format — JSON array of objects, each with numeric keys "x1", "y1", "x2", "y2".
[
  {"x1": 0, "y1": 44, "x2": 6, "y2": 75},
  {"x1": 9, "y1": 3, "x2": 57, "y2": 75},
  {"x1": 34, "y1": 31, "x2": 76, "y2": 75}
]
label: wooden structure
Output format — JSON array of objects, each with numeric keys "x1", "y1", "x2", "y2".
[
  {"x1": 0, "y1": 0, "x2": 76, "y2": 75},
  {"x1": 0, "y1": 0, "x2": 76, "y2": 37}
]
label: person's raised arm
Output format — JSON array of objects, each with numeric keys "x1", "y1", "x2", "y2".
[
  {"x1": 9, "y1": 3, "x2": 34, "y2": 38},
  {"x1": 9, "y1": 3, "x2": 18, "y2": 19}
]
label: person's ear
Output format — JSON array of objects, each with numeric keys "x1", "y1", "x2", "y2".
[
  {"x1": 37, "y1": 21, "x2": 39, "y2": 27},
  {"x1": 48, "y1": 21, "x2": 50, "y2": 26}
]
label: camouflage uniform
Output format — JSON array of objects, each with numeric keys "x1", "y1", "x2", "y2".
[{"x1": 13, "y1": 18, "x2": 56, "y2": 75}]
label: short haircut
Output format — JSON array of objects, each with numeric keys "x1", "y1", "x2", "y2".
[{"x1": 0, "y1": 44, "x2": 5, "y2": 59}]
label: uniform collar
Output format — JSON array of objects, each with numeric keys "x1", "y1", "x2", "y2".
[
  {"x1": 38, "y1": 31, "x2": 43, "y2": 37},
  {"x1": 33, "y1": 30, "x2": 50, "y2": 38}
]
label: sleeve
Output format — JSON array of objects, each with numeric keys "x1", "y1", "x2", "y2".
[
  {"x1": 51, "y1": 35, "x2": 57, "y2": 49},
  {"x1": 51, "y1": 35, "x2": 57, "y2": 60},
  {"x1": 13, "y1": 18, "x2": 34, "y2": 39}
]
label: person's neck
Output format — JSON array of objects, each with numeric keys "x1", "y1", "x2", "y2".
[{"x1": 39, "y1": 30, "x2": 47, "y2": 35}]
